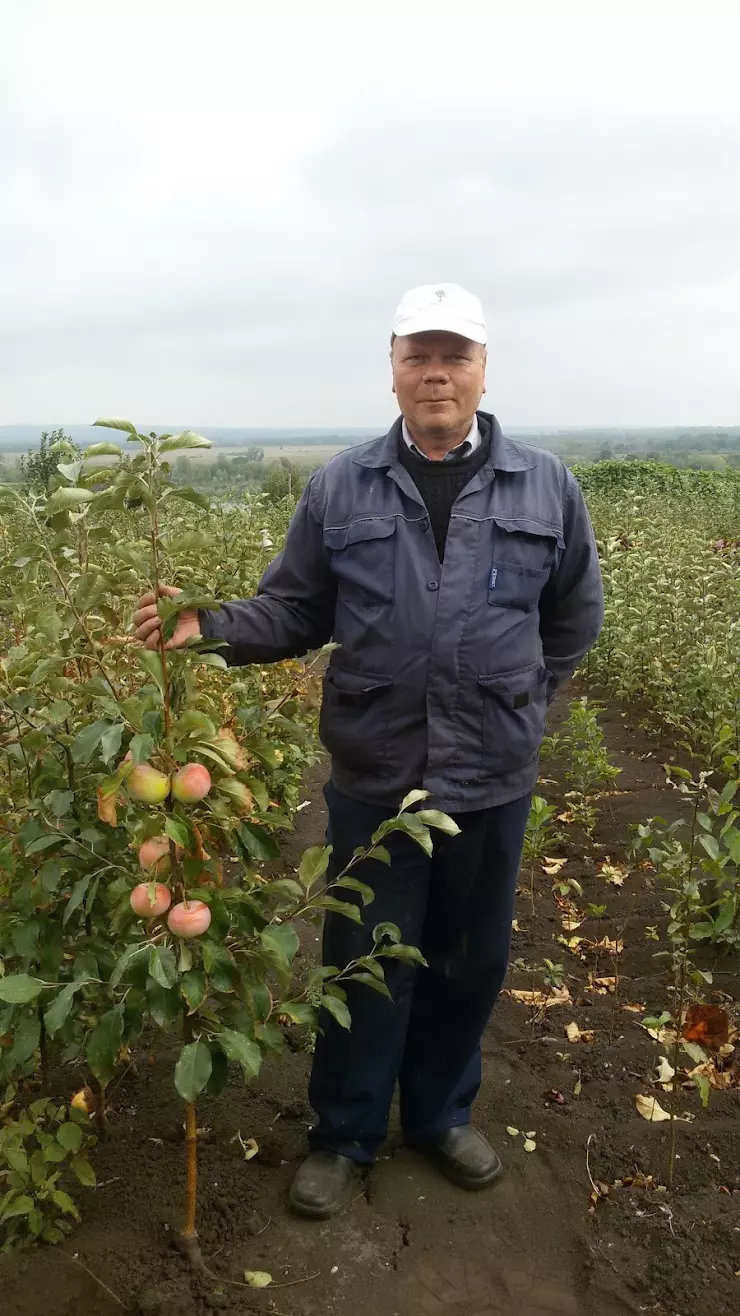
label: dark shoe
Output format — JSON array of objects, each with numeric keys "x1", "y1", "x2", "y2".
[
  {"x1": 409, "y1": 1125, "x2": 502, "y2": 1190},
  {"x1": 289, "y1": 1150, "x2": 357, "y2": 1219}
]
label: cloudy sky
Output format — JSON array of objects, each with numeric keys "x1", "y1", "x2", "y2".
[{"x1": 2, "y1": 0, "x2": 739, "y2": 428}]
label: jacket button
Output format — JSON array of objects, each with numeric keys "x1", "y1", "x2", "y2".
[
  {"x1": 427, "y1": 580, "x2": 439, "y2": 591},
  {"x1": 420, "y1": 518, "x2": 430, "y2": 532}
]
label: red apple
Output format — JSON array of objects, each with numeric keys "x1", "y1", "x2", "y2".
[
  {"x1": 128, "y1": 763, "x2": 170, "y2": 804},
  {"x1": 171, "y1": 763, "x2": 212, "y2": 804},
  {"x1": 130, "y1": 882, "x2": 172, "y2": 918},
  {"x1": 167, "y1": 900, "x2": 211, "y2": 937},
  {"x1": 138, "y1": 835, "x2": 171, "y2": 874}
]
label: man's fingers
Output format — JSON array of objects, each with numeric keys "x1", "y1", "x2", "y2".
[
  {"x1": 136, "y1": 591, "x2": 158, "y2": 609},
  {"x1": 135, "y1": 616, "x2": 162, "y2": 641},
  {"x1": 133, "y1": 603, "x2": 159, "y2": 627},
  {"x1": 157, "y1": 584, "x2": 183, "y2": 599}
]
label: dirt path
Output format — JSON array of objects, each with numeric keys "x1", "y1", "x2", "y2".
[{"x1": 2, "y1": 694, "x2": 739, "y2": 1316}]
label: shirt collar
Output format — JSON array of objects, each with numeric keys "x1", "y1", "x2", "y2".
[{"x1": 401, "y1": 416, "x2": 481, "y2": 461}]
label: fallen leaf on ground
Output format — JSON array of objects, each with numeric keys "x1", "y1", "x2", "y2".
[
  {"x1": 622, "y1": 1002, "x2": 646, "y2": 1013},
  {"x1": 681, "y1": 1004, "x2": 729, "y2": 1051},
  {"x1": 654, "y1": 1057, "x2": 675, "y2": 1085},
  {"x1": 523, "y1": 1138, "x2": 537, "y2": 1152},
  {"x1": 562, "y1": 916, "x2": 583, "y2": 931},
  {"x1": 589, "y1": 975, "x2": 617, "y2": 994},
  {"x1": 600, "y1": 860, "x2": 629, "y2": 886},
  {"x1": 506, "y1": 1126, "x2": 520, "y2": 1137},
  {"x1": 635, "y1": 1094, "x2": 692, "y2": 1123},
  {"x1": 566, "y1": 1021, "x2": 595, "y2": 1043},
  {"x1": 506, "y1": 985, "x2": 572, "y2": 1009},
  {"x1": 573, "y1": 1074, "x2": 583, "y2": 1096},
  {"x1": 557, "y1": 811, "x2": 574, "y2": 823},
  {"x1": 511, "y1": 919, "x2": 521, "y2": 932},
  {"x1": 591, "y1": 936, "x2": 624, "y2": 956},
  {"x1": 543, "y1": 857, "x2": 568, "y2": 875},
  {"x1": 244, "y1": 1271, "x2": 272, "y2": 1288}
]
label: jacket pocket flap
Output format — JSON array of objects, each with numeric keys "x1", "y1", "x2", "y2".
[
  {"x1": 493, "y1": 516, "x2": 565, "y2": 551},
  {"x1": 324, "y1": 519, "x2": 396, "y2": 550},
  {"x1": 478, "y1": 666, "x2": 548, "y2": 698},
  {"x1": 325, "y1": 666, "x2": 394, "y2": 695}
]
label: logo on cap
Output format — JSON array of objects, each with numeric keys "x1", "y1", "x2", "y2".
[{"x1": 435, "y1": 288, "x2": 446, "y2": 301}]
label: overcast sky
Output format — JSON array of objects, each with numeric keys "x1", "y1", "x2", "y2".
[{"x1": 2, "y1": 0, "x2": 739, "y2": 428}]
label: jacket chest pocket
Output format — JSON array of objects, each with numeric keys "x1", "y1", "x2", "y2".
[
  {"x1": 487, "y1": 520, "x2": 562, "y2": 612},
  {"x1": 324, "y1": 518, "x2": 396, "y2": 605}
]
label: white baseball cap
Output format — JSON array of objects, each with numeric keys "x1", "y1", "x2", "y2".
[{"x1": 392, "y1": 282, "x2": 487, "y2": 345}]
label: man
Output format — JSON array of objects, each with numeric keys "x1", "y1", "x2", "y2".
[{"x1": 134, "y1": 283, "x2": 604, "y2": 1218}]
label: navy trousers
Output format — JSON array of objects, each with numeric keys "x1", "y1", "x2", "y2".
[{"x1": 308, "y1": 782, "x2": 531, "y2": 1164}]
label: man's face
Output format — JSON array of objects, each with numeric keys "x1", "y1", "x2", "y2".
[{"x1": 391, "y1": 331, "x2": 486, "y2": 436}]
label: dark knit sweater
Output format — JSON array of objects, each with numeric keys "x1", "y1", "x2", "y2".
[{"x1": 398, "y1": 425, "x2": 491, "y2": 560}]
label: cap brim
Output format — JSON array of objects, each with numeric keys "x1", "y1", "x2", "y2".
[{"x1": 393, "y1": 311, "x2": 487, "y2": 345}]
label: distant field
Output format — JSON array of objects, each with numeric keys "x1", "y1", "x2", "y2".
[{"x1": 184, "y1": 443, "x2": 353, "y2": 466}]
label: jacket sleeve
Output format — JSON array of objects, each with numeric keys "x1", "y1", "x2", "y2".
[
  {"x1": 198, "y1": 475, "x2": 336, "y2": 666},
  {"x1": 539, "y1": 472, "x2": 604, "y2": 695}
]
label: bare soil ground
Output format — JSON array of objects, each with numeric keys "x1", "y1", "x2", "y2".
[{"x1": 2, "y1": 691, "x2": 739, "y2": 1316}]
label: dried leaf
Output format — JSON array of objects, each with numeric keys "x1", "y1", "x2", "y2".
[
  {"x1": 600, "y1": 859, "x2": 629, "y2": 887},
  {"x1": 565, "y1": 1021, "x2": 595, "y2": 1043},
  {"x1": 543, "y1": 857, "x2": 568, "y2": 876},
  {"x1": 654, "y1": 1057, "x2": 675, "y2": 1085},
  {"x1": 590, "y1": 975, "x2": 617, "y2": 994},
  {"x1": 511, "y1": 919, "x2": 521, "y2": 933},
  {"x1": 96, "y1": 786, "x2": 118, "y2": 827},
  {"x1": 506, "y1": 1126, "x2": 520, "y2": 1137},
  {"x1": 243, "y1": 1271, "x2": 272, "y2": 1288},
  {"x1": 562, "y1": 917, "x2": 583, "y2": 932},
  {"x1": 592, "y1": 936, "x2": 623, "y2": 956},
  {"x1": 635, "y1": 1094, "x2": 692, "y2": 1123},
  {"x1": 681, "y1": 1004, "x2": 729, "y2": 1051},
  {"x1": 507, "y1": 985, "x2": 572, "y2": 1010},
  {"x1": 573, "y1": 1074, "x2": 583, "y2": 1096},
  {"x1": 622, "y1": 1002, "x2": 646, "y2": 1013},
  {"x1": 557, "y1": 811, "x2": 574, "y2": 823}
]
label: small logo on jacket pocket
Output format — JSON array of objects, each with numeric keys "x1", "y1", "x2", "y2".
[{"x1": 489, "y1": 567, "x2": 498, "y2": 589}]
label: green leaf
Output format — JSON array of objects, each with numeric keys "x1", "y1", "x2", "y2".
[
  {"x1": 372, "y1": 921, "x2": 402, "y2": 945},
  {"x1": 314, "y1": 895, "x2": 362, "y2": 923},
  {"x1": 237, "y1": 822, "x2": 280, "y2": 863},
  {"x1": 321, "y1": 995, "x2": 352, "y2": 1030},
  {"x1": 136, "y1": 649, "x2": 165, "y2": 695},
  {"x1": 174, "y1": 1040, "x2": 212, "y2": 1103},
  {"x1": 0, "y1": 1194, "x2": 35, "y2": 1222},
  {"x1": 149, "y1": 946, "x2": 177, "y2": 989},
  {"x1": 275, "y1": 1001, "x2": 316, "y2": 1026},
  {"x1": 698, "y1": 834, "x2": 720, "y2": 861},
  {"x1": 0, "y1": 974, "x2": 45, "y2": 1004},
  {"x1": 70, "y1": 719, "x2": 110, "y2": 765},
  {"x1": 83, "y1": 441, "x2": 122, "y2": 457},
  {"x1": 180, "y1": 969, "x2": 207, "y2": 1014},
  {"x1": 164, "y1": 816, "x2": 190, "y2": 850},
  {"x1": 347, "y1": 971, "x2": 393, "y2": 998},
  {"x1": 86, "y1": 1005, "x2": 124, "y2": 1087},
  {"x1": 110, "y1": 942, "x2": 150, "y2": 989},
  {"x1": 25, "y1": 833, "x2": 63, "y2": 856},
  {"x1": 197, "y1": 652, "x2": 228, "y2": 670},
  {"x1": 45, "y1": 789, "x2": 74, "y2": 817},
  {"x1": 34, "y1": 602, "x2": 63, "y2": 644},
  {"x1": 168, "y1": 486, "x2": 212, "y2": 510},
  {"x1": 333, "y1": 876, "x2": 375, "y2": 905},
  {"x1": 51, "y1": 1189, "x2": 79, "y2": 1218},
  {"x1": 56, "y1": 1121, "x2": 83, "y2": 1153},
  {"x1": 416, "y1": 808, "x2": 461, "y2": 837},
  {"x1": 94, "y1": 417, "x2": 138, "y2": 435},
  {"x1": 45, "y1": 487, "x2": 96, "y2": 513},
  {"x1": 399, "y1": 789, "x2": 430, "y2": 812},
  {"x1": 44, "y1": 980, "x2": 90, "y2": 1039},
  {"x1": 219, "y1": 1029, "x2": 262, "y2": 1080},
  {"x1": 259, "y1": 924, "x2": 299, "y2": 973},
  {"x1": 100, "y1": 722, "x2": 124, "y2": 764},
  {"x1": 243, "y1": 1271, "x2": 272, "y2": 1289},
  {"x1": 7, "y1": 1015, "x2": 41, "y2": 1067},
  {"x1": 375, "y1": 943, "x2": 428, "y2": 966},
  {"x1": 70, "y1": 1155, "x2": 97, "y2": 1187},
  {"x1": 128, "y1": 732, "x2": 154, "y2": 764},
  {"x1": 298, "y1": 844, "x2": 331, "y2": 890},
  {"x1": 159, "y1": 431, "x2": 212, "y2": 452},
  {"x1": 63, "y1": 876, "x2": 91, "y2": 926}
]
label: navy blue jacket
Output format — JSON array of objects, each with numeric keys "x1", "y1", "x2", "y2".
[{"x1": 200, "y1": 413, "x2": 604, "y2": 812}]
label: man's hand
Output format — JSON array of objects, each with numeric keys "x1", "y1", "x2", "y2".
[{"x1": 133, "y1": 584, "x2": 202, "y2": 651}]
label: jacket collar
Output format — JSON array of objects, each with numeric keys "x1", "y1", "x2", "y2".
[{"x1": 352, "y1": 411, "x2": 536, "y2": 473}]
